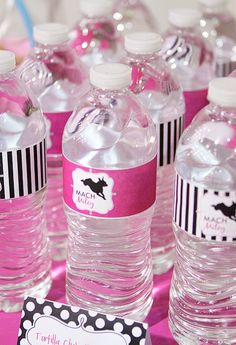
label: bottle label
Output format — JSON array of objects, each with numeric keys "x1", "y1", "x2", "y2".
[
  {"x1": 63, "y1": 156, "x2": 157, "y2": 218},
  {"x1": 184, "y1": 89, "x2": 208, "y2": 128},
  {"x1": 162, "y1": 36, "x2": 201, "y2": 66},
  {"x1": 158, "y1": 115, "x2": 184, "y2": 167},
  {"x1": 44, "y1": 111, "x2": 73, "y2": 155},
  {"x1": 0, "y1": 138, "x2": 47, "y2": 200},
  {"x1": 174, "y1": 174, "x2": 236, "y2": 242},
  {"x1": 216, "y1": 59, "x2": 236, "y2": 78}
]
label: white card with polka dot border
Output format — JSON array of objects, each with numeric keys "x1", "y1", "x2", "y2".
[{"x1": 17, "y1": 297, "x2": 152, "y2": 345}]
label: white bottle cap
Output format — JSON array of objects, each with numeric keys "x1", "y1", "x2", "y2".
[
  {"x1": 80, "y1": 0, "x2": 113, "y2": 18},
  {"x1": 208, "y1": 77, "x2": 236, "y2": 107},
  {"x1": 198, "y1": 0, "x2": 226, "y2": 7},
  {"x1": 124, "y1": 32, "x2": 163, "y2": 55},
  {"x1": 33, "y1": 23, "x2": 69, "y2": 45},
  {"x1": 90, "y1": 63, "x2": 131, "y2": 90},
  {"x1": 0, "y1": 50, "x2": 16, "y2": 73},
  {"x1": 168, "y1": 8, "x2": 201, "y2": 28}
]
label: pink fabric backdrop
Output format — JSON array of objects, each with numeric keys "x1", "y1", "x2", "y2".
[{"x1": 0, "y1": 262, "x2": 177, "y2": 345}]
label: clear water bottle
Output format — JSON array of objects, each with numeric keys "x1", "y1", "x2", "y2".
[
  {"x1": 169, "y1": 77, "x2": 236, "y2": 344},
  {"x1": 112, "y1": 0, "x2": 158, "y2": 37},
  {"x1": 0, "y1": 50, "x2": 51, "y2": 312},
  {"x1": 63, "y1": 63, "x2": 157, "y2": 320},
  {"x1": 162, "y1": 8, "x2": 215, "y2": 127},
  {"x1": 18, "y1": 23, "x2": 88, "y2": 261},
  {"x1": 123, "y1": 32, "x2": 185, "y2": 274},
  {"x1": 199, "y1": 0, "x2": 236, "y2": 77},
  {"x1": 70, "y1": 0, "x2": 120, "y2": 68}
]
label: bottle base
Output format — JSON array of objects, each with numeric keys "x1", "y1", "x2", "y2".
[
  {"x1": 152, "y1": 245, "x2": 175, "y2": 275},
  {"x1": 66, "y1": 292, "x2": 153, "y2": 322},
  {"x1": 169, "y1": 311, "x2": 236, "y2": 345},
  {"x1": 0, "y1": 275, "x2": 52, "y2": 313}
]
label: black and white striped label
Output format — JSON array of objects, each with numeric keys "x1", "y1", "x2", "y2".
[
  {"x1": 215, "y1": 58, "x2": 236, "y2": 77},
  {"x1": 0, "y1": 139, "x2": 47, "y2": 200},
  {"x1": 158, "y1": 115, "x2": 183, "y2": 167},
  {"x1": 174, "y1": 174, "x2": 236, "y2": 242},
  {"x1": 162, "y1": 36, "x2": 200, "y2": 66}
]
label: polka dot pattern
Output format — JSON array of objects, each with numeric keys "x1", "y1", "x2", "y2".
[
  {"x1": 114, "y1": 322, "x2": 124, "y2": 333},
  {"x1": 124, "y1": 334, "x2": 132, "y2": 344},
  {"x1": 86, "y1": 325, "x2": 95, "y2": 332},
  {"x1": 68, "y1": 321, "x2": 76, "y2": 327},
  {"x1": 106, "y1": 314, "x2": 116, "y2": 321},
  {"x1": 43, "y1": 305, "x2": 52, "y2": 316},
  {"x1": 33, "y1": 313, "x2": 41, "y2": 321},
  {"x1": 139, "y1": 339, "x2": 146, "y2": 345},
  {"x1": 18, "y1": 297, "x2": 147, "y2": 345},
  {"x1": 132, "y1": 326, "x2": 142, "y2": 337},
  {"x1": 26, "y1": 301, "x2": 35, "y2": 312},
  {"x1": 88, "y1": 310, "x2": 98, "y2": 317},
  {"x1": 23, "y1": 320, "x2": 32, "y2": 330},
  {"x1": 53, "y1": 302, "x2": 62, "y2": 309},
  {"x1": 71, "y1": 306, "x2": 80, "y2": 313},
  {"x1": 95, "y1": 318, "x2": 105, "y2": 329},
  {"x1": 60, "y1": 309, "x2": 70, "y2": 320}
]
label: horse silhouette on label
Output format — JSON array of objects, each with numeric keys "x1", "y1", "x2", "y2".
[
  {"x1": 81, "y1": 177, "x2": 108, "y2": 200},
  {"x1": 212, "y1": 202, "x2": 236, "y2": 222}
]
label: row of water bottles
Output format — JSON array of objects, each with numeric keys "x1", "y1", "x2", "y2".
[
  {"x1": 1, "y1": 0, "x2": 236, "y2": 77},
  {"x1": 0, "y1": 0, "x2": 236, "y2": 344}
]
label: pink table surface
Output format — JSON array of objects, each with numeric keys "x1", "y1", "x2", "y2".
[{"x1": 0, "y1": 262, "x2": 177, "y2": 345}]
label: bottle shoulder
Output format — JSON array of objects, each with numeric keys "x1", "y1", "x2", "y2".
[
  {"x1": 175, "y1": 105, "x2": 236, "y2": 189},
  {"x1": 18, "y1": 46, "x2": 88, "y2": 87},
  {"x1": 161, "y1": 27, "x2": 214, "y2": 90},
  {"x1": 123, "y1": 54, "x2": 185, "y2": 122},
  {"x1": 18, "y1": 47, "x2": 89, "y2": 112},
  {"x1": 63, "y1": 88, "x2": 157, "y2": 169}
]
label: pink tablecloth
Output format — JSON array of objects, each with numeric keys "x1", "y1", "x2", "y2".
[{"x1": 0, "y1": 262, "x2": 177, "y2": 345}]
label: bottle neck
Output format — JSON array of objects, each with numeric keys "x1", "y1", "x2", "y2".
[
  {"x1": 35, "y1": 41, "x2": 69, "y2": 52},
  {"x1": 169, "y1": 24, "x2": 198, "y2": 35},
  {"x1": 92, "y1": 85, "x2": 130, "y2": 97},
  {"x1": 210, "y1": 102, "x2": 236, "y2": 123},
  {"x1": 126, "y1": 51, "x2": 159, "y2": 63}
]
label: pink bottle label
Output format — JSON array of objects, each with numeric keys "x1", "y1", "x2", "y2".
[
  {"x1": 184, "y1": 89, "x2": 208, "y2": 128},
  {"x1": 63, "y1": 156, "x2": 157, "y2": 218},
  {"x1": 44, "y1": 111, "x2": 73, "y2": 155}
]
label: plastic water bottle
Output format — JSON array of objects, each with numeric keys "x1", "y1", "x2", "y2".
[
  {"x1": 123, "y1": 32, "x2": 185, "y2": 274},
  {"x1": 0, "y1": 50, "x2": 51, "y2": 312},
  {"x1": 161, "y1": 8, "x2": 215, "y2": 127},
  {"x1": 113, "y1": 0, "x2": 158, "y2": 37},
  {"x1": 169, "y1": 77, "x2": 236, "y2": 344},
  {"x1": 18, "y1": 23, "x2": 88, "y2": 261},
  {"x1": 70, "y1": 0, "x2": 120, "y2": 68},
  {"x1": 63, "y1": 63, "x2": 157, "y2": 320},
  {"x1": 199, "y1": 0, "x2": 236, "y2": 77}
]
